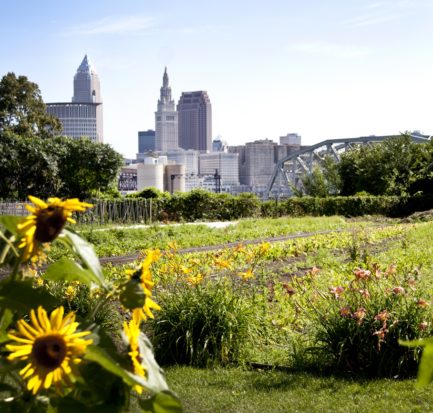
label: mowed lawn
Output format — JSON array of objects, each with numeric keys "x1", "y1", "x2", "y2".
[{"x1": 166, "y1": 366, "x2": 433, "y2": 413}]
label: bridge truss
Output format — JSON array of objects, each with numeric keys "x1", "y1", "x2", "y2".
[{"x1": 265, "y1": 133, "x2": 431, "y2": 199}]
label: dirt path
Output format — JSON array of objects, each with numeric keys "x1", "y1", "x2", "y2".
[{"x1": 99, "y1": 228, "x2": 344, "y2": 266}]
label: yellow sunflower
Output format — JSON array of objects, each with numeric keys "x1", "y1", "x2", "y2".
[
  {"x1": 6, "y1": 306, "x2": 92, "y2": 394},
  {"x1": 17, "y1": 196, "x2": 93, "y2": 261},
  {"x1": 126, "y1": 250, "x2": 161, "y2": 321},
  {"x1": 123, "y1": 316, "x2": 146, "y2": 394},
  {"x1": 132, "y1": 297, "x2": 161, "y2": 323}
]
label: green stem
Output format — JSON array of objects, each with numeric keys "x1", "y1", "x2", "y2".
[{"x1": 89, "y1": 289, "x2": 116, "y2": 320}]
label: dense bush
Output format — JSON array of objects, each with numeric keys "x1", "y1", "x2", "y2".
[
  {"x1": 150, "y1": 280, "x2": 255, "y2": 366},
  {"x1": 288, "y1": 263, "x2": 433, "y2": 377}
]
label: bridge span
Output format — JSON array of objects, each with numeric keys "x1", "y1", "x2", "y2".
[{"x1": 265, "y1": 133, "x2": 431, "y2": 199}]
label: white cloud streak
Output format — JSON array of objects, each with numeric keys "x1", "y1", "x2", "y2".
[
  {"x1": 345, "y1": 13, "x2": 402, "y2": 27},
  {"x1": 64, "y1": 16, "x2": 155, "y2": 36},
  {"x1": 287, "y1": 41, "x2": 369, "y2": 59}
]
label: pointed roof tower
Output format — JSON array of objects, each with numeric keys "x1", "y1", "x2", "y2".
[
  {"x1": 159, "y1": 66, "x2": 173, "y2": 105},
  {"x1": 73, "y1": 54, "x2": 101, "y2": 103},
  {"x1": 76, "y1": 54, "x2": 97, "y2": 75},
  {"x1": 163, "y1": 66, "x2": 169, "y2": 87}
]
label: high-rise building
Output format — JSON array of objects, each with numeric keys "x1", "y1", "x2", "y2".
[
  {"x1": 177, "y1": 91, "x2": 212, "y2": 152},
  {"x1": 138, "y1": 130, "x2": 156, "y2": 153},
  {"x1": 46, "y1": 55, "x2": 103, "y2": 142},
  {"x1": 228, "y1": 138, "x2": 301, "y2": 195},
  {"x1": 72, "y1": 55, "x2": 102, "y2": 104},
  {"x1": 199, "y1": 152, "x2": 239, "y2": 190},
  {"x1": 155, "y1": 67, "x2": 178, "y2": 151}
]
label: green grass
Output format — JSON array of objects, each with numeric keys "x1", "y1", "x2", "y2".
[
  {"x1": 165, "y1": 366, "x2": 433, "y2": 413},
  {"x1": 51, "y1": 216, "x2": 378, "y2": 260}
]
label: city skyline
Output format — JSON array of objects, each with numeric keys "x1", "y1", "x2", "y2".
[{"x1": 1, "y1": 0, "x2": 433, "y2": 158}]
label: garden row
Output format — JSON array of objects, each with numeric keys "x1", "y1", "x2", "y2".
[{"x1": 84, "y1": 220, "x2": 433, "y2": 380}]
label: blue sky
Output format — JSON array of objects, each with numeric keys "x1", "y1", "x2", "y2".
[{"x1": 1, "y1": 0, "x2": 432, "y2": 157}]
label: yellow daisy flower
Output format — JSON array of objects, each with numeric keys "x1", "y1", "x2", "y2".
[
  {"x1": 6, "y1": 306, "x2": 92, "y2": 394},
  {"x1": 17, "y1": 196, "x2": 93, "y2": 261},
  {"x1": 123, "y1": 317, "x2": 146, "y2": 394}
]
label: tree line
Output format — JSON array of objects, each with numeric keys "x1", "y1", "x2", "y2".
[{"x1": 0, "y1": 72, "x2": 123, "y2": 200}]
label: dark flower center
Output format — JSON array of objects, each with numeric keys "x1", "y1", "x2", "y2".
[
  {"x1": 35, "y1": 207, "x2": 67, "y2": 243},
  {"x1": 32, "y1": 334, "x2": 67, "y2": 369}
]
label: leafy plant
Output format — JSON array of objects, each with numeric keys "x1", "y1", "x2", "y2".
[
  {"x1": 292, "y1": 263, "x2": 433, "y2": 377},
  {"x1": 0, "y1": 196, "x2": 181, "y2": 412},
  {"x1": 150, "y1": 279, "x2": 255, "y2": 367}
]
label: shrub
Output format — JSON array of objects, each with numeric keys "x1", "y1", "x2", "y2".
[
  {"x1": 292, "y1": 263, "x2": 433, "y2": 377},
  {"x1": 150, "y1": 279, "x2": 255, "y2": 367}
]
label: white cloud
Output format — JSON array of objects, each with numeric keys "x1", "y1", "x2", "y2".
[
  {"x1": 64, "y1": 16, "x2": 155, "y2": 36},
  {"x1": 345, "y1": 13, "x2": 402, "y2": 27},
  {"x1": 287, "y1": 41, "x2": 368, "y2": 59}
]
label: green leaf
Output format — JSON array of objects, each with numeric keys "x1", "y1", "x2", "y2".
[
  {"x1": 0, "y1": 279, "x2": 57, "y2": 314},
  {"x1": 0, "y1": 308, "x2": 13, "y2": 343},
  {"x1": 0, "y1": 382, "x2": 16, "y2": 393},
  {"x1": 44, "y1": 258, "x2": 103, "y2": 288},
  {"x1": 417, "y1": 342, "x2": 433, "y2": 386},
  {"x1": 0, "y1": 216, "x2": 24, "y2": 235},
  {"x1": 139, "y1": 391, "x2": 183, "y2": 413},
  {"x1": 119, "y1": 279, "x2": 146, "y2": 310},
  {"x1": 62, "y1": 229, "x2": 107, "y2": 289},
  {"x1": 399, "y1": 338, "x2": 433, "y2": 348},
  {"x1": 84, "y1": 345, "x2": 147, "y2": 389},
  {"x1": 138, "y1": 333, "x2": 169, "y2": 393}
]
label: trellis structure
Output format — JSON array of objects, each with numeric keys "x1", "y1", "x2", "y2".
[{"x1": 0, "y1": 199, "x2": 160, "y2": 225}]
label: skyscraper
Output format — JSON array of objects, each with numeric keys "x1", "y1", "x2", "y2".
[
  {"x1": 155, "y1": 67, "x2": 178, "y2": 151},
  {"x1": 46, "y1": 55, "x2": 103, "y2": 142},
  {"x1": 177, "y1": 91, "x2": 212, "y2": 152}
]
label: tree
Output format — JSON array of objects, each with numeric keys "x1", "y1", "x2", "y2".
[
  {"x1": 338, "y1": 135, "x2": 431, "y2": 196},
  {"x1": 0, "y1": 72, "x2": 61, "y2": 139},
  {"x1": 298, "y1": 155, "x2": 342, "y2": 197},
  {"x1": 55, "y1": 137, "x2": 124, "y2": 199},
  {"x1": 0, "y1": 134, "x2": 123, "y2": 200},
  {"x1": 300, "y1": 167, "x2": 330, "y2": 197},
  {"x1": 0, "y1": 132, "x2": 62, "y2": 200}
]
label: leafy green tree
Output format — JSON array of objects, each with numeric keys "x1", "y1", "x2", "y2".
[
  {"x1": 0, "y1": 132, "x2": 62, "y2": 200},
  {"x1": 0, "y1": 72, "x2": 61, "y2": 138},
  {"x1": 338, "y1": 135, "x2": 431, "y2": 196},
  {"x1": 300, "y1": 167, "x2": 329, "y2": 197},
  {"x1": 55, "y1": 137, "x2": 124, "y2": 199},
  {"x1": 298, "y1": 156, "x2": 342, "y2": 197},
  {"x1": 0, "y1": 134, "x2": 123, "y2": 200}
]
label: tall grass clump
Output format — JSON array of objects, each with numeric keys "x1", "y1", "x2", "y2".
[{"x1": 150, "y1": 279, "x2": 256, "y2": 367}]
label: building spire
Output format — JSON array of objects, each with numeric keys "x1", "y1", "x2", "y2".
[
  {"x1": 159, "y1": 66, "x2": 172, "y2": 104},
  {"x1": 163, "y1": 66, "x2": 169, "y2": 87}
]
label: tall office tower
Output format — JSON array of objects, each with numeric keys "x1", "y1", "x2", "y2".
[
  {"x1": 46, "y1": 55, "x2": 103, "y2": 142},
  {"x1": 72, "y1": 55, "x2": 102, "y2": 104},
  {"x1": 155, "y1": 67, "x2": 178, "y2": 151},
  {"x1": 138, "y1": 130, "x2": 156, "y2": 153},
  {"x1": 177, "y1": 91, "x2": 212, "y2": 152}
]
